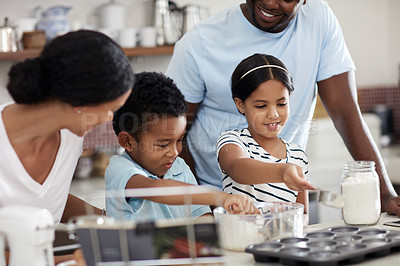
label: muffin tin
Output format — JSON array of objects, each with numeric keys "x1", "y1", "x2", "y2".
[{"x1": 245, "y1": 226, "x2": 400, "y2": 266}]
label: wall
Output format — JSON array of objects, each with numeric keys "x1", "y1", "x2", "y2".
[{"x1": 327, "y1": 0, "x2": 400, "y2": 87}]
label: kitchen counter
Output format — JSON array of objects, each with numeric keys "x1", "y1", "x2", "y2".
[
  {"x1": 69, "y1": 173, "x2": 400, "y2": 264},
  {"x1": 222, "y1": 213, "x2": 400, "y2": 265},
  {"x1": 64, "y1": 213, "x2": 400, "y2": 266}
]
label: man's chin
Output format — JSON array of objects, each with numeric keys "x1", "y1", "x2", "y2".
[{"x1": 251, "y1": 12, "x2": 290, "y2": 33}]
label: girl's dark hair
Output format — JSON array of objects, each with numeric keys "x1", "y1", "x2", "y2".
[
  {"x1": 7, "y1": 30, "x2": 134, "y2": 106},
  {"x1": 113, "y1": 72, "x2": 187, "y2": 139},
  {"x1": 231, "y1": 53, "x2": 294, "y2": 105}
]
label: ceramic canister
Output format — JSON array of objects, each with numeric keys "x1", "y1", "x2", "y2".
[
  {"x1": 98, "y1": 0, "x2": 126, "y2": 30},
  {"x1": 118, "y1": 28, "x2": 138, "y2": 48}
]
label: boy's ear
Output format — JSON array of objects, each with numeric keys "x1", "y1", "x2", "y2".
[
  {"x1": 234, "y1": 97, "x2": 245, "y2": 115},
  {"x1": 118, "y1": 132, "x2": 136, "y2": 152}
]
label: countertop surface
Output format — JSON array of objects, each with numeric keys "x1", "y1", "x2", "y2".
[
  {"x1": 68, "y1": 146, "x2": 400, "y2": 265},
  {"x1": 61, "y1": 213, "x2": 400, "y2": 266},
  {"x1": 222, "y1": 213, "x2": 400, "y2": 265}
]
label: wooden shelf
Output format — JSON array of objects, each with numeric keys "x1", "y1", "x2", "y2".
[
  {"x1": 123, "y1": 45, "x2": 174, "y2": 57},
  {"x1": 0, "y1": 45, "x2": 174, "y2": 61},
  {"x1": 0, "y1": 49, "x2": 42, "y2": 60}
]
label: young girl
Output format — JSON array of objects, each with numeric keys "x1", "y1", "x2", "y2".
[{"x1": 216, "y1": 54, "x2": 316, "y2": 222}]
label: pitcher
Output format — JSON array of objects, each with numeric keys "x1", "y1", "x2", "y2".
[
  {"x1": 153, "y1": 0, "x2": 181, "y2": 45},
  {"x1": 37, "y1": 5, "x2": 71, "y2": 42},
  {"x1": 181, "y1": 5, "x2": 201, "y2": 36}
]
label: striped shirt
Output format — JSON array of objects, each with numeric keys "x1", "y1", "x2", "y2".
[{"x1": 216, "y1": 128, "x2": 309, "y2": 203}]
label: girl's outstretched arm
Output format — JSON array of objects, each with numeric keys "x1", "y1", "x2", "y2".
[{"x1": 218, "y1": 144, "x2": 316, "y2": 191}]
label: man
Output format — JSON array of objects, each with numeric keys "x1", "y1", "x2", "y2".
[{"x1": 166, "y1": 0, "x2": 400, "y2": 215}]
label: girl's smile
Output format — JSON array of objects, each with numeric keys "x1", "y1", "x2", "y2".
[
  {"x1": 234, "y1": 79, "x2": 290, "y2": 142},
  {"x1": 265, "y1": 121, "x2": 281, "y2": 131}
]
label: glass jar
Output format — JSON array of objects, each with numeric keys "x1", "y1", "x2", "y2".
[{"x1": 340, "y1": 161, "x2": 380, "y2": 225}]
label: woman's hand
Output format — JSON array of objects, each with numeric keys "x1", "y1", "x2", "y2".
[
  {"x1": 281, "y1": 164, "x2": 316, "y2": 191},
  {"x1": 223, "y1": 194, "x2": 259, "y2": 214}
]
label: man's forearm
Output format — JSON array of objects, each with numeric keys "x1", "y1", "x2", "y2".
[
  {"x1": 318, "y1": 71, "x2": 399, "y2": 215},
  {"x1": 338, "y1": 115, "x2": 397, "y2": 207},
  {"x1": 180, "y1": 137, "x2": 198, "y2": 182}
]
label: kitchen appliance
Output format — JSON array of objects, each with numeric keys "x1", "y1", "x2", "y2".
[
  {"x1": 181, "y1": 5, "x2": 201, "y2": 36},
  {"x1": 213, "y1": 202, "x2": 304, "y2": 251},
  {"x1": 0, "y1": 205, "x2": 55, "y2": 266},
  {"x1": 370, "y1": 104, "x2": 394, "y2": 146},
  {"x1": 153, "y1": 1, "x2": 207, "y2": 45},
  {"x1": 0, "y1": 18, "x2": 18, "y2": 52},
  {"x1": 153, "y1": 0, "x2": 181, "y2": 45},
  {"x1": 36, "y1": 5, "x2": 71, "y2": 42}
]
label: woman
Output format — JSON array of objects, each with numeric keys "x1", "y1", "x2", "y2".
[{"x1": 0, "y1": 30, "x2": 134, "y2": 224}]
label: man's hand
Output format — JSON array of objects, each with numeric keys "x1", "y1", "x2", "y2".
[{"x1": 383, "y1": 196, "x2": 400, "y2": 216}]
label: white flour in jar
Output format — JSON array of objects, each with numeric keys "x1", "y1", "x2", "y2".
[{"x1": 341, "y1": 172, "x2": 380, "y2": 225}]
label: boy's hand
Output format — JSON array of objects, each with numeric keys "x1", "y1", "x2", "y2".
[
  {"x1": 281, "y1": 164, "x2": 316, "y2": 191},
  {"x1": 223, "y1": 194, "x2": 259, "y2": 214}
]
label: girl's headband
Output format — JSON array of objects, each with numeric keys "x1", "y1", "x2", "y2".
[{"x1": 240, "y1": 65, "x2": 290, "y2": 80}]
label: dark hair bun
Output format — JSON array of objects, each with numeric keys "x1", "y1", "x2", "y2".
[{"x1": 7, "y1": 58, "x2": 46, "y2": 104}]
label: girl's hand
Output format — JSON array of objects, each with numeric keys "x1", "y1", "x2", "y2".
[
  {"x1": 281, "y1": 164, "x2": 316, "y2": 191},
  {"x1": 223, "y1": 194, "x2": 259, "y2": 214}
]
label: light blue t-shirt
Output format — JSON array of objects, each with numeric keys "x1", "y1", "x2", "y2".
[
  {"x1": 105, "y1": 152, "x2": 211, "y2": 222},
  {"x1": 166, "y1": 0, "x2": 355, "y2": 189}
]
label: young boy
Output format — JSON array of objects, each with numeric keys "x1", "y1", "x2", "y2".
[{"x1": 105, "y1": 72, "x2": 257, "y2": 221}]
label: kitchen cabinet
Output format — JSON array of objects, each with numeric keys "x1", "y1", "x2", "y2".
[{"x1": 0, "y1": 45, "x2": 174, "y2": 61}]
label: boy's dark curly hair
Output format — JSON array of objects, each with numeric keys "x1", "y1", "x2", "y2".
[{"x1": 113, "y1": 71, "x2": 187, "y2": 139}]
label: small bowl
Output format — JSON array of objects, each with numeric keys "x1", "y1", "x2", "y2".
[
  {"x1": 22, "y1": 31, "x2": 46, "y2": 49},
  {"x1": 213, "y1": 202, "x2": 304, "y2": 251}
]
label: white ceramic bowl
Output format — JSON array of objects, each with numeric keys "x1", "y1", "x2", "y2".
[{"x1": 213, "y1": 201, "x2": 304, "y2": 251}]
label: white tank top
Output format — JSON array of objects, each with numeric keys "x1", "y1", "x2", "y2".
[{"x1": 0, "y1": 102, "x2": 83, "y2": 223}]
